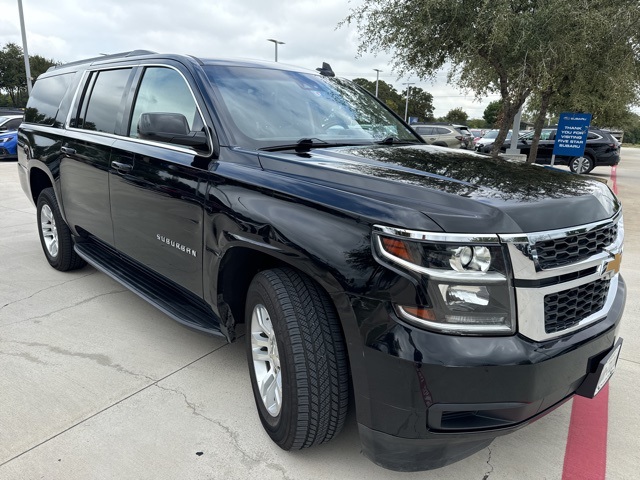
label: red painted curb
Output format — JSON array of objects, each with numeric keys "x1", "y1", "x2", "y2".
[{"x1": 562, "y1": 384, "x2": 610, "y2": 480}]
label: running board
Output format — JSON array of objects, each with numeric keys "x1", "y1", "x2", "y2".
[{"x1": 74, "y1": 240, "x2": 228, "y2": 340}]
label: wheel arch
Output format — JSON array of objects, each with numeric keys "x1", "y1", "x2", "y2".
[
  {"x1": 216, "y1": 246, "x2": 346, "y2": 333},
  {"x1": 29, "y1": 166, "x2": 54, "y2": 204}
]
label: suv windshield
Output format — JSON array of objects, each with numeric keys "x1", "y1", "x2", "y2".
[{"x1": 204, "y1": 66, "x2": 419, "y2": 149}]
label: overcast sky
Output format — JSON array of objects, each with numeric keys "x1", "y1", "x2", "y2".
[{"x1": 1, "y1": 0, "x2": 500, "y2": 119}]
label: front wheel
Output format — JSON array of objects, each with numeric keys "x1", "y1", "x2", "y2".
[
  {"x1": 569, "y1": 155, "x2": 595, "y2": 174},
  {"x1": 245, "y1": 268, "x2": 349, "y2": 450},
  {"x1": 36, "y1": 188, "x2": 86, "y2": 271}
]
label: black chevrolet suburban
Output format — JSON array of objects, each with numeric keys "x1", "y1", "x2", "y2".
[{"x1": 17, "y1": 51, "x2": 625, "y2": 471}]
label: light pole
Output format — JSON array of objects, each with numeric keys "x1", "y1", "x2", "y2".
[
  {"x1": 17, "y1": 0, "x2": 32, "y2": 95},
  {"x1": 373, "y1": 69, "x2": 382, "y2": 97},
  {"x1": 266, "y1": 39, "x2": 285, "y2": 62},
  {"x1": 403, "y1": 82, "x2": 415, "y2": 122}
]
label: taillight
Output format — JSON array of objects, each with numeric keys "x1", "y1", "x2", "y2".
[{"x1": 455, "y1": 136, "x2": 463, "y2": 141}]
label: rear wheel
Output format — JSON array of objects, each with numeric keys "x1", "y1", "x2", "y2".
[
  {"x1": 569, "y1": 155, "x2": 595, "y2": 174},
  {"x1": 245, "y1": 268, "x2": 349, "y2": 450},
  {"x1": 36, "y1": 188, "x2": 86, "y2": 271}
]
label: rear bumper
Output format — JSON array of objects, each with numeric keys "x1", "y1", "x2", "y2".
[{"x1": 348, "y1": 275, "x2": 626, "y2": 471}]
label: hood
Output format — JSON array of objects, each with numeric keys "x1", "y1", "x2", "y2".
[{"x1": 257, "y1": 145, "x2": 619, "y2": 234}]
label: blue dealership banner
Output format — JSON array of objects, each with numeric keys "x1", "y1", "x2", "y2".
[{"x1": 553, "y1": 112, "x2": 592, "y2": 157}]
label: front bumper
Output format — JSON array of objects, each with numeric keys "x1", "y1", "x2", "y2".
[{"x1": 348, "y1": 275, "x2": 625, "y2": 471}]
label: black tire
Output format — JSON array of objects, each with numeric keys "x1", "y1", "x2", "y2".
[
  {"x1": 36, "y1": 188, "x2": 86, "y2": 271},
  {"x1": 569, "y1": 154, "x2": 595, "y2": 174},
  {"x1": 245, "y1": 268, "x2": 349, "y2": 450}
]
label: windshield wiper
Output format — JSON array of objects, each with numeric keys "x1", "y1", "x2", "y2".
[
  {"x1": 260, "y1": 138, "x2": 353, "y2": 153},
  {"x1": 375, "y1": 136, "x2": 421, "y2": 145}
]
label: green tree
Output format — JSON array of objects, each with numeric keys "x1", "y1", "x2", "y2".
[
  {"x1": 444, "y1": 107, "x2": 468, "y2": 125},
  {"x1": 483, "y1": 101, "x2": 502, "y2": 127},
  {"x1": 402, "y1": 86, "x2": 434, "y2": 122},
  {"x1": 30, "y1": 54, "x2": 59, "y2": 81},
  {"x1": 520, "y1": 3, "x2": 640, "y2": 163},
  {"x1": 343, "y1": 1, "x2": 640, "y2": 158},
  {"x1": 0, "y1": 43, "x2": 27, "y2": 107},
  {"x1": 0, "y1": 43, "x2": 58, "y2": 107},
  {"x1": 352, "y1": 77, "x2": 403, "y2": 114}
]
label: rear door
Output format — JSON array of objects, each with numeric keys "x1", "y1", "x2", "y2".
[
  {"x1": 109, "y1": 64, "x2": 212, "y2": 296},
  {"x1": 61, "y1": 67, "x2": 135, "y2": 245}
]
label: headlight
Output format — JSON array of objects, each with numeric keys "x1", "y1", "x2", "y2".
[
  {"x1": 0, "y1": 137, "x2": 10, "y2": 143},
  {"x1": 374, "y1": 227, "x2": 515, "y2": 335}
]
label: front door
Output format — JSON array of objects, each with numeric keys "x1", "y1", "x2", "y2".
[{"x1": 109, "y1": 66, "x2": 211, "y2": 296}]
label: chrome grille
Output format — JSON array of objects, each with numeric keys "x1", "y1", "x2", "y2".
[
  {"x1": 534, "y1": 224, "x2": 618, "y2": 269},
  {"x1": 544, "y1": 278, "x2": 610, "y2": 334}
]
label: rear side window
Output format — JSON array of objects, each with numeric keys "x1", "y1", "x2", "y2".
[
  {"x1": 25, "y1": 73, "x2": 73, "y2": 126},
  {"x1": 414, "y1": 126, "x2": 432, "y2": 135},
  {"x1": 587, "y1": 132, "x2": 602, "y2": 140},
  {"x1": 3, "y1": 118, "x2": 22, "y2": 130},
  {"x1": 78, "y1": 69, "x2": 131, "y2": 133},
  {"x1": 129, "y1": 67, "x2": 202, "y2": 140},
  {"x1": 435, "y1": 127, "x2": 450, "y2": 135}
]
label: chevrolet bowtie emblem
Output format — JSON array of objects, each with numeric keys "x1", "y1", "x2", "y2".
[{"x1": 606, "y1": 253, "x2": 622, "y2": 274}]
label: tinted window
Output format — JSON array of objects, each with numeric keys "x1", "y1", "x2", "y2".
[
  {"x1": 4, "y1": 118, "x2": 22, "y2": 130},
  {"x1": 80, "y1": 69, "x2": 131, "y2": 133},
  {"x1": 414, "y1": 126, "x2": 432, "y2": 135},
  {"x1": 587, "y1": 132, "x2": 601, "y2": 140},
  {"x1": 435, "y1": 127, "x2": 450, "y2": 135},
  {"x1": 25, "y1": 73, "x2": 73, "y2": 126},
  {"x1": 129, "y1": 67, "x2": 202, "y2": 140}
]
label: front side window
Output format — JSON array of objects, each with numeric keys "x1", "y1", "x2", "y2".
[
  {"x1": 80, "y1": 69, "x2": 131, "y2": 133},
  {"x1": 129, "y1": 67, "x2": 203, "y2": 141}
]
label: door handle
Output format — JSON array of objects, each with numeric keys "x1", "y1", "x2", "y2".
[
  {"x1": 61, "y1": 146, "x2": 76, "y2": 155},
  {"x1": 111, "y1": 161, "x2": 133, "y2": 173}
]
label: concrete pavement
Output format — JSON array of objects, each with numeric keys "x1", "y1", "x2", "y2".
[{"x1": 1, "y1": 152, "x2": 638, "y2": 479}]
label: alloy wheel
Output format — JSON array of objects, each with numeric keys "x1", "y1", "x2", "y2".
[
  {"x1": 40, "y1": 204, "x2": 59, "y2": 257},
  {"x1": 250, "y1": 303, "x2": 282, "y2": 417}
]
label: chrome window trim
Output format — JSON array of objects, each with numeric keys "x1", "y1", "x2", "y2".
[{"x1": 64, "y1": 63, "x2": 214, "y2": 157}]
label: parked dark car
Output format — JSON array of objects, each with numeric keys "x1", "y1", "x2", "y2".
[
  {"x1": 478, "y1": 128, "x2": 620, "y2": 174},
  {"x1": 520, "y1": 128, "x2": 620, "y2": 174},
  {"x1": 18, "y1": 51, "x2": 625, "y2": 472}
]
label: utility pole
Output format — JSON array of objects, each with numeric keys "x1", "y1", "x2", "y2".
[
  {"x1": 373, "y1": 69, "x2": 382, "y2": 97},
  {"x1": 17, "y1": 0, "x2": 33, "y2": 95},
  {"x1": 266, "y1": 39, "x2": 285, "y2": 62},
  {"x1": 403, "y1": 82, "x2": 415, "y2": 122}
]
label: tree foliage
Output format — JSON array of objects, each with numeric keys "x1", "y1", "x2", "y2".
[
  {"x1": 444, "y1": 107, "x2": 468, "y2": 125},
  {"x1": 0, "y1": 42, "x2": 58, "y2": 107},
  {"x1": 352, "y1": 78, "x2": 434, "y2": 121},
  {"x1": 343, "y1": 1, "x2": 640, "y2": 157},
  {"x1": 402, "y1": 86, "x2": 434, "y2": 122},
  {"x1": 483, "y1": 101, "x2": 502, "y2": 127},
  {"x1": 352, "y1": 77, "x2": 403, "y2": 112}
]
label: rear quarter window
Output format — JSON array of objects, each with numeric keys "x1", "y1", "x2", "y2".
[{"x1": 25, "y1": 73, "x2": 74, "y2": 126}]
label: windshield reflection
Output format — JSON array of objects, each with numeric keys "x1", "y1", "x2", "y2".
[{"x1": 204, "y1": 66, "x2": 418, "y2": 148}]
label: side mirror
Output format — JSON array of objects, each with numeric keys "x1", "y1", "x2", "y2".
[{"x1": 138, "y1": 112, "x2": 209, "y2": 150}]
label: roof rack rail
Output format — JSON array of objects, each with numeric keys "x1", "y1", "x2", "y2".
[{"x1": 47, "y1": 50, "x2": 158, "y2": 72}]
